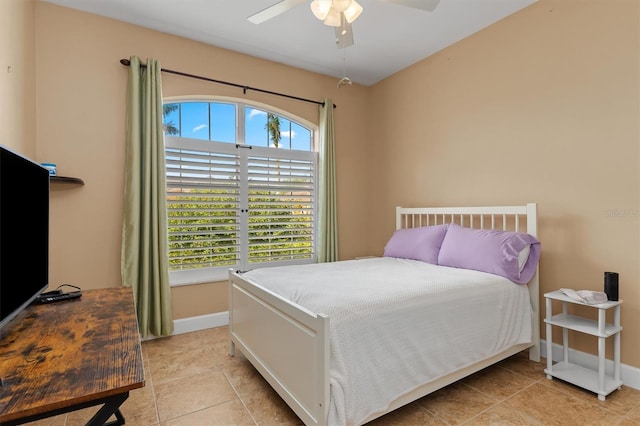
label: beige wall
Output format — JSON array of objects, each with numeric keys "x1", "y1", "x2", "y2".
[
  {"x1": 4, "y1": 0, "x2": 638, "y2": 369},
  {"x1": 31, "y1": 2, "x2": 370, "y2": 318},
  {"x1": 368, "y1": 0, "x2": 639, "y2": 367},
  {"x1": 1, "y1": 0, "x2": 36, "y2": 157}
]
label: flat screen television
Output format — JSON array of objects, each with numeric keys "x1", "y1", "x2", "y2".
[{"x1": 0, "y1": 145, "x2": 50, "y2": 332}]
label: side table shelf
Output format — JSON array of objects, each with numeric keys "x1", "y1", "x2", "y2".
[{"x1": 544, "y1": 290, "x2": 622, "y2": 400}]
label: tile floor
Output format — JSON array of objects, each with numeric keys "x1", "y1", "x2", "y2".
[{"x1": 30, "y1": 327, "x2": 640, "y2": 425}]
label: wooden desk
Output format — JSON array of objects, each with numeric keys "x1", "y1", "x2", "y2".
[{"x1": 0, "y1": 287, "x2": 144, "y2": 425}]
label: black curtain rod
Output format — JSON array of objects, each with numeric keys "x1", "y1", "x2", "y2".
[{"x1": 119, "y1": 59, "x2": 335, "y2": 108}]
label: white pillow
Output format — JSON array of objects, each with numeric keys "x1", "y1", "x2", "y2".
[{"x1": 518, "y1": 245, "x2": 531, "y2": 273}]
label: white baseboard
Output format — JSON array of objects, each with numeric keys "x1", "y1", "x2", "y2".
[
  {"x1": 173, "y1": 311, "x2": 229, "y2": 334},
  {"x1": 146, "y1": 317, "x2": 640, "y2": 391},
  {"x1": 541, "y1": 339, "x2": 640, "y2": 391},
  {"x1": 141, "y1": 311, "x2": 229, "y2": 342}
]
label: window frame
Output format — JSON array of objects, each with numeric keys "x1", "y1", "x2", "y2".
[{"x1": 164, "y1": 97, "x2": 319, "y2": 286}]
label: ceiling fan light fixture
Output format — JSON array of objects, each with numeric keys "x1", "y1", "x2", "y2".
[
  {"x1": 310, "y1": 0, "x2": 332, "y2": 20},
  {"x1": 343, "y1": 0, "x2": 363, "y2": 23},
  {"x1": 323, "y1": 7, "x2": 341, "y2": 27},
  {"x1": 331, "y1": 0, "x2": 352, "y2": 12},
  {"x1": 313, "y1": 0, "x2": 362, "y2": 27}
]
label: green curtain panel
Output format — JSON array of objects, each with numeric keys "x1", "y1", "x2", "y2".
[
  {"x1": 318, "y1": 99, "x2": 338, "y2": 262},
  {"x1": 121, "y1": 56, "x2": 173, "y2": 338}
]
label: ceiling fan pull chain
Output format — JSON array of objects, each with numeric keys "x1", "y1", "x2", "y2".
[{"x1": 337, "y1": 50, "x2": 352, "y2": 88}]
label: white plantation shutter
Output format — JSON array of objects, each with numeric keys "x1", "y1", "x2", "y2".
[
  {"x1": 247, "y1": 147, "x2": 316, "y2": 266},
  {"x1": 165, "y1": 138, "x2": 241, "y2": 284},
  {"x1": 165, "y1": 137, "x2": 317, "y2": 284}
]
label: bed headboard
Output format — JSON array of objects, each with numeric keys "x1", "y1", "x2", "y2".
[
  {"x1": 396, "y1": 203, "x2": 537, "y2": 237},
  {"x1": 395, "y1": 203, "x2": 540, "y2": 361}
]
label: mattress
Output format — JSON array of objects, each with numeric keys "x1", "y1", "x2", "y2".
[{"x1": 243, "y1": 257, "x2": 532, "y2": 426}]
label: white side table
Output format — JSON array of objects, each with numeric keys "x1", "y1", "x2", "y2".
[{"x1": 544, "y1": 290, "x2": 622, "y2": 400}]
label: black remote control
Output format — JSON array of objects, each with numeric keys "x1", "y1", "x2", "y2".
[{"x1": 35, "y1": 291, "x2": 82, "y2": 304}]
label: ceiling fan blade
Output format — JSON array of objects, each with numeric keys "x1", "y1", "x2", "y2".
[
  {"x1": 379, "y1": 0, "x2": 440, "y2": 12},
  {"x1": 334, "y1": 19, "x2": 354, "y2": 49},
  {"x1": 247, "y1": 0, "x2": 307, "y2": 24}
]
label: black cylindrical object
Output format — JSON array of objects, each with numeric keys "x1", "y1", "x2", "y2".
[{"x1": 604, "y1": 272, "x2": 619, "y2": 301}]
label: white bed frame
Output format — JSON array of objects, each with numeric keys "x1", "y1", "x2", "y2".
[{"x1": 229, "y1": 203, "x2": 540, "y2": 426}]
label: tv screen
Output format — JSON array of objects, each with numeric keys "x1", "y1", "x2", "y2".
[{"x1": 0, "y1": 145, "x2": 50, "y2": 332}]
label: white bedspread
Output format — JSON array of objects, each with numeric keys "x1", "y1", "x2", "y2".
[{"x1": 243, "y1": 257, "x2": 532, "y2": 426}]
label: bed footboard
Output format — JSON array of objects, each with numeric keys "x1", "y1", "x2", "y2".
[{"x1": 229, "y1": 269, "x2": 330, "y2": 426}]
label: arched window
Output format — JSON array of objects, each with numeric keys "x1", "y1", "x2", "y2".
[{"x1": 163, "y1": 99, "x2": 318, "y2": 285}]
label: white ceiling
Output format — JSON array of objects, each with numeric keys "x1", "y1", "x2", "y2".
[{"x1": 42, "y1": 0, "x2": 537, "y2": 86}]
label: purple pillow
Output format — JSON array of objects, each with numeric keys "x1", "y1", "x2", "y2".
[
  {"x1": 383, "y1": 224, "x2": 449, "y2": 264},
  {"x1": 437, "y1": 223, "x2": 541, "y2": 284}
]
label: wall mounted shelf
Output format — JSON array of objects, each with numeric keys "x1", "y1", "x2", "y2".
[{"x1": 50, "y1": 176, "x2": 84, "y2": 186}]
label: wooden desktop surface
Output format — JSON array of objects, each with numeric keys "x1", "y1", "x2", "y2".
[{"x1": 0, "y1": 287, "x2": 145, "y2": 423}]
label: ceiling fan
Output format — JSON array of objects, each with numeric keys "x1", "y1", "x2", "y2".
[{"x1": 247, "y1": 0, "x2": 440, "y2": 48}]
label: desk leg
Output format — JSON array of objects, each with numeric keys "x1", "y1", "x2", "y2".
[
  {"x1": 104, "y1": 409, "x2": 126, "y2": 426},
  {"x1": 86, "y1": 392, "x2": 129, "y2": 426}
]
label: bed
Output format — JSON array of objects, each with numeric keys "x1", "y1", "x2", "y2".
[{"x1": 228, "y1": 203, "x2": 541, "y2": 426}]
